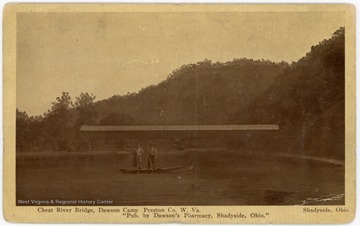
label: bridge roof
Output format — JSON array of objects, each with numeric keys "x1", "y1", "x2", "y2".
[{"x1": 80, "y1": 124, "x2": 279, "y2": 132}]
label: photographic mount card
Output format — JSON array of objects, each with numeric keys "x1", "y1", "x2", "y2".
[{"x1": 3, "y1": 3, "x2": 356, "y2": 223}]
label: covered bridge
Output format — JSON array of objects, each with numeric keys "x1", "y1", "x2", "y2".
[{"x1": 79, "y1": 124, "x2": 279, "y2": 151}]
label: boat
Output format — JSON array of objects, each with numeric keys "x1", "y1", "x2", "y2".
[{"x1": 120, "y1": 163, "x2": 193, "y2": 174}]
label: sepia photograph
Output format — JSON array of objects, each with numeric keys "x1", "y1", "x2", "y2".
[{"x1": 3, "y1": 3, "x2": 356, "y2": 223}]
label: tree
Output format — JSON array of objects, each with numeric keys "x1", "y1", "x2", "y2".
[
  {"x1": 74, "y1": 92, "x2": 96, "y2": 107},
  {"x1": 16, "y1": 109, "x2": 30, "y2": 152},
  {"x1": 43, "y1": 92, "x2": 75, "y2": 151},
  {"x1": 50, "y1": 92, "x2": 73, "y2": 113},
  {"x1": 75, "y1": 92, "x2": 98, "y2": 126},
  {"x1": 16, "y1": 109, "x2": 30, "y2": 121},
  {"x1": 72, "y1": 93, "x2": 98, "y2": 152},
  {"x1": 99, "y1": 112, "x2": 135, "y2": 125}
]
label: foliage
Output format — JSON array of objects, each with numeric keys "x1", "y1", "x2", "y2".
[
  {"x1": 16, "y1": 28, "x2": 345, "y2": 159},
  {"x1": 99, "y1": 112, "x2": 135, "y2": 125},
  {"x1": 17, "y1": 92, "x2": 97, "y2": 152},
  {"x1": 240, "y1": 27, "x2": 345, "y2": 159}
]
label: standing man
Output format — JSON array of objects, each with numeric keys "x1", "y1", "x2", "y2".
[
  {"x1": 148, "y1": 143, "x2": 157, "y2": 170},
  {"x1": 135, "y1": 143, "x2": 144, "y2": 169}
]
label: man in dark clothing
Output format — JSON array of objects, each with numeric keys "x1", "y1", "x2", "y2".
[{"x1": 147, "y1": 143, "x2": 157, "y2": 170}]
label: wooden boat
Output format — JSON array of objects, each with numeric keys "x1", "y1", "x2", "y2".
[{"x1": 120, "y1": 163, "x2": 193, "y2": 174}]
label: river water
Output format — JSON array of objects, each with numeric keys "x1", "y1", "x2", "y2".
[{"x1": 16, "y1": 149, "x2": 344, "y2": 205}]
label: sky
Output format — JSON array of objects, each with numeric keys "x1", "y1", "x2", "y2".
[{"x1": 16, "y1": 11, "x2": 344, "y2": 116}]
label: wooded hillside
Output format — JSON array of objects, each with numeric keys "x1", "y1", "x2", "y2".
[{"x1": 16, "y1": 28, "x2": 345, "y2": 159}]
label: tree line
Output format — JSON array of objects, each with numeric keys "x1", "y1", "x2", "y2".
[{"x1": 17, "y1": 27, "x2": 345, "y2": 159}]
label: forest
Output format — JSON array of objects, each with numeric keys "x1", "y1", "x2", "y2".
[{"x1": 16, "y1": 27, "x2": 345, "y2": 160}]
